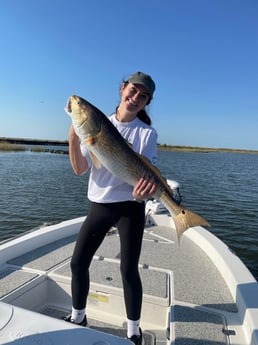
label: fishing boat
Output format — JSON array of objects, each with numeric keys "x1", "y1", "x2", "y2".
[{"x1": 0, "y1": 180, "x2": 257, "y2": 345}]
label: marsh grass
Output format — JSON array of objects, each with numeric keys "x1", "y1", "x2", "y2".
[
  {"x1": 158, "y1": 144, "x2": 258, "y2": 154},
  {"x1": 0, "y1": 142, "x2": 26, "y2": 151}
]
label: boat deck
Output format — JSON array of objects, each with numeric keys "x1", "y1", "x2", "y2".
[{"x1": 0, "y1": 217, "x2": 244, "y2": 344}]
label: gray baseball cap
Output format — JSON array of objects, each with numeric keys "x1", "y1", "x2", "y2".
[{"x1": 127, "y1": 72, "x2": 156, "y2": 97}]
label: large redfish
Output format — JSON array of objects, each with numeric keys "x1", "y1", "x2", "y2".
[{"x1": 65, "y1": 95, "x2": 210, "y2": 239}]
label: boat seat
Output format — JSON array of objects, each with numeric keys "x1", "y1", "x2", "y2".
[
  {"x1": 50, "y1": 258, "x2": 170, "y2": 304},
  {"x1": 170, "y1": 304, "x2": 228, "y2": 345}
]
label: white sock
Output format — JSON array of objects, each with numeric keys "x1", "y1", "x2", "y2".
[
  {"x1": 127, "y1": 319, "x2": 140, "y2": 338},
  {"x1": 71, "y1": 307, "x2": 85, "y2": 324}
]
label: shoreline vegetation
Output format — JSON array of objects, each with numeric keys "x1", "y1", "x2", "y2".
[
  {"x1": 0, "y1": 137, "x2": 257, "y2": 155},
  {"x1": 0, "y1": 142, "x2": 68, "y2": 154},
  {"x1": 158, "y1": 144, "x2": 258, "y2": 154}
]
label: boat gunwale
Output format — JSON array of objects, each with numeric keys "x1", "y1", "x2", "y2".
[{"x1": 0, "y1": 215, "x2": 258, "y2": 345}]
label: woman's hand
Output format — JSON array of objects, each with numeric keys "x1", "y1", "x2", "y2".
[
  {"x1": 133, "y1": 177, "x2": 156, "y2": 201},
  {"x1": 69, "y1": 125, "x2": 88, "y2": 175}
]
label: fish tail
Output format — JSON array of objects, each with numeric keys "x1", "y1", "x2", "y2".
[{"x1": 171, "y1": 208, "x2": 210, "y2": 241}]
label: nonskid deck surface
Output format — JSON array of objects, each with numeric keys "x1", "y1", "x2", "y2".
[
  {"x1": 0, "y1": 223, "x2": 236, "y2": 344},
  {"x1": 40, "y1": 306, "x2": 156, "y2": 345}
]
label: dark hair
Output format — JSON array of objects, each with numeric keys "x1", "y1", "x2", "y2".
[
  {"x1": 119, "y1": 81, "x2": 152, "y2": 125},
  {"x1": 136, "y1": 109, "x2": 152, "y2": 125}
]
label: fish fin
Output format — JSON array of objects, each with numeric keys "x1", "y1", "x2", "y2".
[
  {"x1": 81, "y1": 136, "x2": 101, "y2": 168},
  {"x1": 83, "y1": 136, "x2": 97, "y2": 146},
  {"x1": 89, "y1": 152, "x2": 102, "y2": 169},
  {"x1": 171, "y1": 208, "x2": 210, "y2": 241}
]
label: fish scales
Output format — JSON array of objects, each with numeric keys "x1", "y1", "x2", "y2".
[{"x1": 66, "y1": 95, "x2": 210, "y2": 239}]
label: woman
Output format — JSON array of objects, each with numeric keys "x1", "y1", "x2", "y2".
[{"x1": 65, "y1": 71, "x2": 157, "y2": 345}]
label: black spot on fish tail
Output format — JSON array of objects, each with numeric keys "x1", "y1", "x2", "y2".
[{"x1": 173, "y1": 208, "x2": 210, "y2": 241}]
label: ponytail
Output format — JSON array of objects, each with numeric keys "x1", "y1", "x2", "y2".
[{"x1": 136, "y1": 109, "x2": 152, "y2": 125}]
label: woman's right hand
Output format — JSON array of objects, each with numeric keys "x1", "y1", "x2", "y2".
[
  {"x1": 69, "y1": 125, "x2": 88, "y2": 175},
  {"x1": 132, "y1": 177, "x2": 156, "y2": 201}
]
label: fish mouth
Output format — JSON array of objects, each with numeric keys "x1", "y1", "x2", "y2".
[{"x1": 65, "y1": 98, "x2": 72, "y2": 114}]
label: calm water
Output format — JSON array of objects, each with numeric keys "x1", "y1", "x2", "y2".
[{"x1": 0, "y1": 150, "x2": 257, "y2": 280}]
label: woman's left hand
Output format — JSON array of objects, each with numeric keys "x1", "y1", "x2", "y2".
[{"x1": 133, "y1": 177, "x2": 156, "y2": 201}]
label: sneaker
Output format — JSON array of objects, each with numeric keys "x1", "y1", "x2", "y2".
[
  {"x1": 127, "y1": 328, "x2": 144, "y2": 345},
  {"x1": 63, "y1": 314, "x2": 87, "y2": 327}
]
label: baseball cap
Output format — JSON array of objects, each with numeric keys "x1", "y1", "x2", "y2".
[{"x1": 127, "y1": 72, "x2": 156, "y2": 97}]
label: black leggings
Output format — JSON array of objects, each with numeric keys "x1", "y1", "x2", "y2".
[{"x1": 70, "y1": 200, "x2": 145, "y2": 320}]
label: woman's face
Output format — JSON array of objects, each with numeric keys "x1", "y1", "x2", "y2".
[{"x1": 120, "y1": 82, "x2": 151, "y2": 113}]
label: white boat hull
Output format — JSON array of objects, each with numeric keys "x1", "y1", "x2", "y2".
[{"x1": 0, "y1": 206, "x2": 257, "y2": 344}]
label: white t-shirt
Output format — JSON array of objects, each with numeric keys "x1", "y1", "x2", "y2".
[{"x1": 80, "y1": 114, "x2": 158, "y2": 203}]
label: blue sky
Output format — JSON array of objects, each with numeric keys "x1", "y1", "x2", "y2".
[{"x1": 0, "y1": 0, "x2": 257, "y2": 150}]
